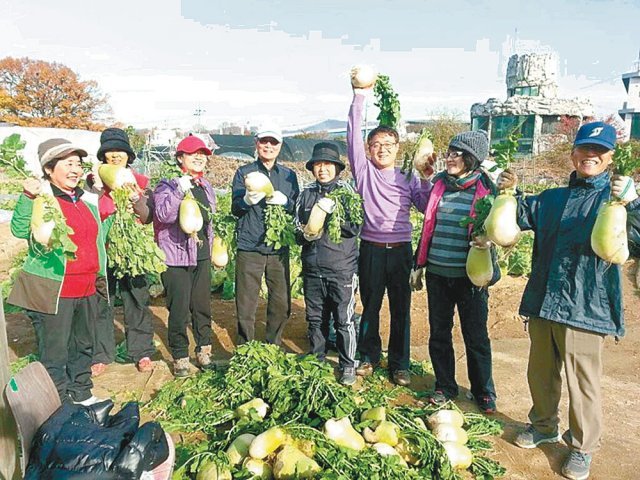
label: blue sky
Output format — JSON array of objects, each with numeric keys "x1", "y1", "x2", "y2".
[{"x1": 1, "y1": 0, "x2": 639, "y2": 129}]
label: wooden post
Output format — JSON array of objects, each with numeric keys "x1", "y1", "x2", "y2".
[{"x1": 0, "y1": 295, "x2": 20, "y2": 480}]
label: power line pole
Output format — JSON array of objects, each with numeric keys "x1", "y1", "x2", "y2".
[{"x1": 194, "y1": 107, "x2": 206, "y2": 133}]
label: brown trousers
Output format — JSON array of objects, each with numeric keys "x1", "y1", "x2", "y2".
[{"x1": 527, "y1": 317, "x2": 604, "y2": 454}]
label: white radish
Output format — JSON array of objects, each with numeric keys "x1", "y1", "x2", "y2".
[
  {"x1": 591, "y1": 201, "x2": 629, "y2": 264},
  {"x1": 179, "y1": 192, "x2": 203, "y2": 235},
  {"x1": 350, "y1": 65, "x2": 377, "y2": 89},
  {"x1": 466, "y1": 242, "x2": 494, "y2": 287},
  {"x1": 485, "y1": 194, "x2": 521, "y2": 247},
  {"x1": 245, "y1": 171, "x2": 274, "y2": 197}
]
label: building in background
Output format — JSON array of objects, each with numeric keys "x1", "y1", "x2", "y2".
[
  {"x1": 471, "y1": 53, "x2": 594, "y2": 155},
  {"x1": 619, "y1": 53, "x2": 640, "y2": 141}
]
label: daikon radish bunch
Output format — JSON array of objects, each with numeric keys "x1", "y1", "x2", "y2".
[
  {"x1": 30, "y1": 193, "x2": 77, "y2": 260},
  {"x1": 591, "y1": 143, "x2": 640, "y2": 264},
  {"x1": 412, "y1": 129, "x2": 434, "y2": 176},
  {"x1": 460, "y1": 196, "x2": 496, "y2": 287},
  {"x1": 325, "y1": 187, "x2": 364, "y2": 244},
  {"x1": 484, "y1": 133, "x2": 521, "y2": 247},
  {"x1": 373, "y1": 74, "x2": 401, "y2": 129},
  {"x1": 427, "y1": 409, "x2": 473, "y2": 470},
  {"x1": 350, "y1": 64, "x2": 378, "y2": 89},
  {"x1": 107, "y1": 188, "x2": 167, "y2": 279},
  {"x1": 98, "y1": 164, "x2": 137, "y2": 190},
  {"x1": 179, "y1": 191, "x2": 204, "y2": 237},
  {"x1": 0, "y1": 136, "x2": 77, "y2": 259},
  {"x1": 212, "y1": 192, "x2": 237, "y2": 269}
]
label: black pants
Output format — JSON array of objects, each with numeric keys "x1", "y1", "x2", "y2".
[
  {"x1": 235, "y1": 250, "x2": 290, "y2": 345},
  {"x1": 29, "y1": 295, "x2": 97, "y2": 403},
  {"x1": 303, "y1": 273, "x2": 358, "y2": 369},
  {"x1": 162, "y1": 259, "x2": 212, "y2": 360},
  {"x1": 425, "y1": 272, "x2": 496, "y2": 399},
  {"x1": 357, "y1": 241, "x2": 412, "y2": 371},
  {"x1": 93, "y1": 267, "x2": 155, "y2": 364}
]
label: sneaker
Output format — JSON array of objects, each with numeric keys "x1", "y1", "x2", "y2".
[
  {"x1": 391, "y1": 370, "x2": 411, "y2": 387},
  {"x1": 91, "y1": 363, "x2": 107, "y2": 377},
  {"x1": 514, "y1": 424, "x2": 562, "y2": 449},
  {"x1": 173, "y1": 357, "x2": 191, "y2": 377},
  {"x1": 196, "y1": 345, "x2": 214, "y2": 370},
  {"x1": 340, "y1": 367, "x2": 357, "y2": 386},
  {"x1": 561, "y1": 450, "x2": 592, "y2": 480},
  {"x1": 136, "y1": 357, "x2": 154, "y2": 373},
  {"x1": 428, "y1": 390, "x2": 449, "y2": 406},
  {"x1": 477, "y1": 395, "x2": 497, "y2": 414},
  {"x1": 73, "y1": 395, "x2": 103, "y2": 406},
  {"x1": 355, "y1": 361, "x2": 377, "y2": 377}
]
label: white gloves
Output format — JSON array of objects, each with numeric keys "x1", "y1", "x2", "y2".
[
  {"x1": 177, "y1": 176, "x2": 192, "y2": 194},
  {"x1": 611, "y1": 174, "x2": 639, "y2": 204},
  {"x1": 317, "y1": 197, "x2": 336, "y2": 214},
  {"x1": 410, "y1": 268, "x2": 425, "y2": 291},
  {"x1": 266, "y1": 190, "x2": 288, "y2": 206},
  {"x1": 244, "y1": 190, "x2": 266, "y2": 206}
]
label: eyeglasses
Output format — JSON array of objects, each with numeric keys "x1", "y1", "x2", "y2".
[
  {"x1": 444, "y1": 150, "x2": 464, "y2": 159},
  {"x1": 258, "y1": 137, "x2": 280, "y2": 146},
  {"x1": 369, "y1": 142, "x2": 398, "y2": 151}
]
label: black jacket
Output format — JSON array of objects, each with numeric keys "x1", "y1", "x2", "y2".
[
  {"x1": 295, "y1": 178, "x2": 360, "y2": 278},
  {"x1": 26, "y1": 400, "x2": 168, "y2": 479},
  {"x1": 232, "y1": 160, "x2": 300, "y2": 254}
]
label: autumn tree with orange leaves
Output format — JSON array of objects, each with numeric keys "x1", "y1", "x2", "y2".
[{"x1": 0, "y1": 57, "x2": 111, "y2": 131}]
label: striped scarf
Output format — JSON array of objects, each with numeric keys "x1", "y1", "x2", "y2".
[{"x1": 436, "y1": 169, "x2": 483, "y2": 192}]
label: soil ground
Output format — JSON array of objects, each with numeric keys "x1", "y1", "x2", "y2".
[{"x1": 2, "y1": 221, "x2": 639, "y2": 480}]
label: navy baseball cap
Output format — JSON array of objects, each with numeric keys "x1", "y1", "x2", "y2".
[{"x1": 574, "y1": 121, "x2": 616, "y2": 150}]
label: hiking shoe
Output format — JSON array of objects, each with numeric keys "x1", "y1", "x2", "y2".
[
  {"x1": 91, "y1": 363, "x2": 107, "y2": 377},
  {"x1": 428, "y1": 390, "x2": 450, "y2": 406},
  {"x1": 173, "y1": 357, "x2": 191, "y2": 377},
  {"x1": 514, "y1": 424, "x2": 561, "y2": 449},
  {"x1": 196, "y1": 345, "x2": 214, "y2": 370},
  {"x1": 561, "y1": 451, "x2": 592, "y2": 480},
  {"x1": 136, "y1": 357, "x2": 153, "y2": 373},
  {"x1": 477, "y1": 395, "x2": 497, "y2": 414},
  {"x1": 392, "y1": 370, "x2": 411, "y2": 387},
  {"x1": 340, "y1": 367, "x2": 357, "y2": 386},
  {"x1": 356, "y1": 361, "x2": 377, "y2": 376}
]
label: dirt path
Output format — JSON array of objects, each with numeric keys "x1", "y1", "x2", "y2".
[{"x1": 4, "y1": 252, "x2": 639, "y2": 479}]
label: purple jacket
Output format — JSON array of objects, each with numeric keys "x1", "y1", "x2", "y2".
[
  {"x1": 153, "y1": 178, "x2": 216, "y2": 267},
  {"x1": 347, "y1": 94, "x2": 431, "y2": 243}
]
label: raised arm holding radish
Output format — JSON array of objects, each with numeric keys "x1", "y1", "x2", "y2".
[
  {"x1": 347, "y1": 66, "x2": 432, "y2": 388},
  {"x1": 506, "y1": 122, "x2": 640, "y2": 480}
]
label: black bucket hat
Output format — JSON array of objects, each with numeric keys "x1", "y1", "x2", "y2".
[
  {"x1": 305, "y1": 142, "x2": 345, "y2": 172},
  {"x1": 97, "y1": 127, "x2": 136, "y2": 164}
]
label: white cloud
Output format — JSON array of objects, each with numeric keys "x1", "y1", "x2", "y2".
[{"x1": 0, "y1": 0, "x2": 630, "y2": 129}]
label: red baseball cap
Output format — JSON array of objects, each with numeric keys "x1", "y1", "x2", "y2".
[{"x1": 175, "y1": 135, "x2": 212, "y2": 156}]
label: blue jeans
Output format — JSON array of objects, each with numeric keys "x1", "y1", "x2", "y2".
[{"x1": 425, "y1": 272, "x2": 495, "y2": 400}]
